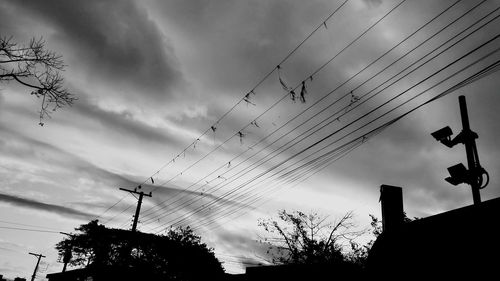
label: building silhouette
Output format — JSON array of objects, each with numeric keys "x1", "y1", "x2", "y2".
[{"x1": 367, "y1": 185, "x2": 499, "y2": 278}]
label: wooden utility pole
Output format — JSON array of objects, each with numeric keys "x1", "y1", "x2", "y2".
[
  {"x1": 29, "y1": 252, "x2": 46, "y2": 281},
  {"x1": 59, "y1": 232, "x2": 75, "y2": 273},
  {"x1": 119, "y1": 186, "x2": 152, "y2": 232}
]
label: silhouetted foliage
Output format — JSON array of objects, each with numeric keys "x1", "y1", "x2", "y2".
[
  {"x1": 346, "y1": 213, "x2": 417, "y2": 268},
  {"x1": 344, "y1": 214, "x2": 381, "y2": 267},
  {"x1": 55, "y1": 220, "x2": 224, "y2": 280},
  {"x1": 0, "y1": 36, "x2": 75, "y2": 125},
  {"x1": 258, "y1": 210, "x2": 363, "y2": 265}
]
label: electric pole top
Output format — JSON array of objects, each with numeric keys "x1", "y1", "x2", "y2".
[
  {"x1": 119, "y1": 185, "x2": 152, "y2": 232},
  {"x1": 29, "y1": 252, "x2": 46, "y2": 281}
]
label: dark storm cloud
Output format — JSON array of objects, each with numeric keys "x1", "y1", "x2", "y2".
[
  {"x1": 0, "y1": 2, "x2": 20, "y2": 35},
  {"x1": 5, "y1": 0, "x2": 185, "y2": 100},
  {"x1": 154, "y1": 0, "x2": 330, "y2": 93},
  {"x1": 154, "y1": 0, "x2": 393, "y2": 145},
  {"x1": 0, "y1": 193, "x2": 94, "y2": 220}
]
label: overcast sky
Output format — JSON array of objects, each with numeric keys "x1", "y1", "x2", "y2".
[{"x1": 1, "y1": 0, "x2": 500, "y2": 278}]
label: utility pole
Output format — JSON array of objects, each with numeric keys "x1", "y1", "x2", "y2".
[
  {"x1": 29, "y1": 252, "x2": 46, "y2": 281},
  {"x1": 59, "y1": 232, "x2": 75, "y2": 273},
  {"x1": 458, "y1": 95, "x2": 482, "y2": 204},
  {"x1": 119, "y1": 186, "x2": 152, "y2": 232},
  {"x1": 431, "y1": 95, "x2": 489, "y2": 205}
]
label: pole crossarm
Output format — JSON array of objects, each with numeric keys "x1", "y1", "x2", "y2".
[
  {"x1": 29, "y1": 252, "x2": 46, "y2": 281},
  {"x1": 119, "y1": 186, "x2": 152, "y2": 232}
]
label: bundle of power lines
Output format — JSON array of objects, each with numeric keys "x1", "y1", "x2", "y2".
[{"x1": 93, "y1": 0, "x2": 500, "y2": 234}]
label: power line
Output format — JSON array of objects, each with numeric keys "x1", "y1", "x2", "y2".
[
  {"x1": 196, "y1": 36, "x2": 500, "y2": 230},
  {"x1": 278, "y1": 0, "x2": 350, "y2": 66},
  {"x1": 174, "y1": 32, "x2": 500, "y2": 231},
  {"x1": 100, "y1": 0, "x2": 353, "y2": 224},
  {"x1": 0, "y1": 219, "x2": 62, "y2": 231},
  {"x1": 199, "y1": 138, "x2": 369, "y2": 233},
  {"x1": 101, "y1": 202, "x2": 135, "y2": 226},
  {"x1": 188, "y1": 5, "x2": 500, "y2": 223},
  {"x1": 195, "y1": 50, "x2": 500, "y2": 232},
  {"x1": 210, "y1": 46, "x2": 500, "y2": 230},
  {"x1": 145, "y1": 4, "x2": 488, "y2": 230},
  {"x1": 93, "y1": 194, "x2": 128, "y2": 221},
  {"x1": 141, "y1": 0, "x2": 462, "y2": 223},
  {"x1": 143, "y1": 2, "x2": 497, "y2": 231},
  {"x1": 0, "y1": 226, "x2": 62, "y2": 234},
  {"x1": 139, "y1": 0, "x2": 409, "y2": 223}
]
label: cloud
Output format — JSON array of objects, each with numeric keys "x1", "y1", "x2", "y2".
[
  {"x1": 0, "y1": 120, "x2": 252, "y2": 228},
  {"x1": 0, "y1": 2, "x2": 23, "y2": 36},
  {"x1": 0, "y1": 123, "x2": 130, "y2": 184},
  {"x1": 0, "y1": 262, "x2": 26, "y2": 276},
  {"x1": 0, "y1": 124, "x2": 149, "y2": 218},
  {"x1": 149, "y1": 182, "x2": 254, "y2": 208},
  {"x1": 151, "y1": 0, "x2": 331, "y2": 93},
  {"x1": 5, "y1": 0, "x2": 186, "y2": 102},
  {"x1": 70, "y1": 95, "x2": 185, "y2": 148},
  {"x1": 0, "y1": 239, "x2": 28, "y2": 254},
  {"x1": 115, "y1": 181, "x2": 257, "y2": 230},
  {"x1": 215, "y1": 230, "x2": 272, "y2": 264},
  {"x1": 362, "y1": 0, "x2": 383, "y2": 8},
  {"x1": 0, "y1": 192, "x2": 94, "y2": 220}
]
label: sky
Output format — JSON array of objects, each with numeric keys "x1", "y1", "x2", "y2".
[{"x1": 1, "y1": 0, "x2": 500, "y2": 278}]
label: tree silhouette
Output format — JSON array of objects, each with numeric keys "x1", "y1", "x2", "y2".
[
  {"x1": 0, "y1": 36, "x2": 75, "y2": 125},
  {"x1": 345, "y1": 214, "x2": 381, "y2": 267},
  {"x1": 258, "y1": 210, "x2": 363, "y2": 265},
  {"x1": 55, "y1": 220, "x2": 224, "y2": 280},
  {"x1": 346, "y1": 213, "x2": 417, "y2": 268}
]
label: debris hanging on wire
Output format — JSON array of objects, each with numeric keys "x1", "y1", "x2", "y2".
[
  {"x1": 237, "y1": 131, "x2": 245, "y2": 144},
  {"x1": 243, "y1": 91, "x2": 256, "y2": 106},
  {"x1": 251, "y1": 120, "x2": 260, "y2": 128},
  {"x1": 290, "y1": 90, "x2": 296, "y2": 102},
  {"x1": 349, "y1": 90, "x2": 360, "y2": 105},
  {"x1": 300, "y1": 81, "x2": 307, "y2": 103},
  {"x1": 277, "y1": 65, "x2": 290, "y2": 92},
  {"x1": 211, "y1": 126, "x2": 217, "y2": 144},
  {"x1": 193, "y1": 138, "x2": 200, "y2": 149},
  {"x1": 277, "y1": 65, "x2": 301, "y2": 102},
  {"x1": 38, "y1": 92, "x2": 47, "y2": 126}
]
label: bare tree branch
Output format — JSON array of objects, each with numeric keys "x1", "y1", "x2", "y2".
[
  {"x1": 258, "y1": 210, "x2": 361, "y2": 265},
  {"x1": 0, "y1": 35, "x2": 76, "y2": 125}
]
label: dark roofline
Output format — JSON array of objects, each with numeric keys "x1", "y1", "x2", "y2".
[
  {"x1": 406, "y1": 196, "x2": 500, "y2": 228},
  {"x1": 367, "y1": 196, "x2": 500, "y2": 277}
]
